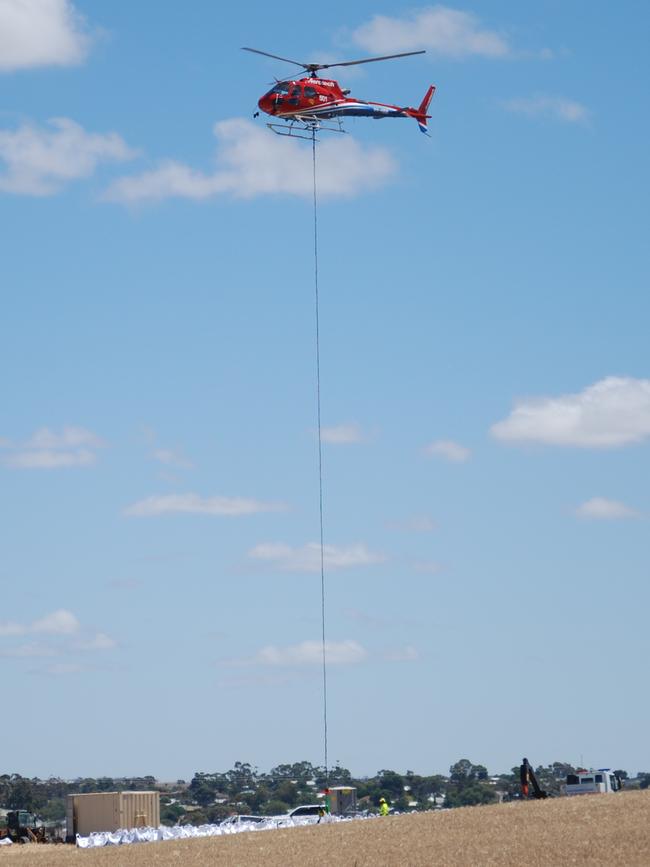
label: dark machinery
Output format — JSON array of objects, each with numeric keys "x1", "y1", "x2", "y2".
[
  {"x1": 1, "y1": 811, "x2": 47, "y2": 843},
  {"x1": 519, "y1": 758, "x2": 549, "y2": 799}
]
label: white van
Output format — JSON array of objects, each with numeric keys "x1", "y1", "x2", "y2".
[{"x1": 565, "y1": 770, "x2": 622, "y2": 796}]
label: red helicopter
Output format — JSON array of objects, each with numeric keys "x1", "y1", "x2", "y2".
[{"x1": 243, "y1": 47, "x2": 435, "y2": 137}]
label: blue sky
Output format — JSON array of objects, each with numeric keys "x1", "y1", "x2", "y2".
[{"x1": 1, "y1": 0, "x2": 649, "y2": 781}]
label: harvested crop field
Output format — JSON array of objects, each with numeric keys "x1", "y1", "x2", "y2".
[{"x1": 3, "y1": 791, "x2": 650, "y2": 866}]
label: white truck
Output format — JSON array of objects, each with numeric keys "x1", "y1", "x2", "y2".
[{"x1": 565, "y1": 769, "x2": 623, "y2": 796}]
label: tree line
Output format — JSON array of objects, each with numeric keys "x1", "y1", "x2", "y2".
[{"x1": 1, "y1": 761, "x2": 646, "y2": 827}]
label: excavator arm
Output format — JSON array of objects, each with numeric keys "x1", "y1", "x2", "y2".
[{"x1": 520, "y1": 758, "x2": 549, "y2": 799}]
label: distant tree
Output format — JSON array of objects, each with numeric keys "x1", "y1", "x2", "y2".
[
  {"x1": 121, "y1": 775, "x2": 156, "y2": 791},
  {"x1": 402, "y1": 771, "x2": 446, "y2": 805},
  {"x1": 377, "y1": 770, "x2": 404, "y2": 800},
  {"x1": 192, "y1": 783, "x2": 216, "y2": 808},
  {"x1": 291, "y1": 762, "x2": 317, "y2": 783},
  {"x1": 423, "y1": 775, "x2": 447, "y2": 802},
  {"x1": 262, "y1": 799, "x2": 290, "y2": 816},
  {"x1": 446, "y1": 759, "x2": 495, "y2": 808},
  {"x1": 449, "y1": 759, "x2": 486, "y2": 785},
  {"x1": 534, "y1": 763, "x2": 575, "y2": 796},
  {"x1": 39, "y1": 798, "x2": 66, "y2": 822},
  {"x1": 450, "y1": 760, "x2": 471, "y2": 783},
  {"x1": 0, "y1": 775, "x2": 11, "y2": 805},
  {"x1": 226, "y1": 763, "x2": 256, "y2": 795},
  {"x1": 242, "y1": 786, "x2": 268, "y2": 812},
  {"x1": 355, "y1": 780, "x2": 380, "y2": 801},
  {"x1": 550, "y1": 762, "x2": 575, "y2": 780},
  {"x1": 638, "y1": 773, "x2": 650, "y2": 790},
  {"x1": 187, "y1": 809, "x2": 208, "y2": 826},
  {"x1": 395, "y1": 794, "x2": 411, "y2": 811},
  {"x1": 7, "y1": 777, "x2": 35, "y2": 811},
  {"x1": 614, "y1": 770, "x2": 628, "y2": 780},
  {"x1": 268, "y1": 764, "x2": 293, "y2": 781},
  {"x1": 445, "y1": 784, "x2": 496, "y2": 808},
  {"x1": 160, "y1": 803, "x2": 185, "y2": 826},
  {"x1": 330, "y1": 763, "x2": 352, "y2": 785},
  {"x1": 206, "y1": 805, "x2": 229, "y2": 824},
  {"x1": 274, "y1": 781, "x2": 298, "y2": 808},
  {"x1": 313, "y1": 766, "x2": 330, "y2": 787}
]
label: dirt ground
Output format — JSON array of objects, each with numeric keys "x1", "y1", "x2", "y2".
[{"x1": 2, "y1": 790, "x2": 649, "y2": 866}]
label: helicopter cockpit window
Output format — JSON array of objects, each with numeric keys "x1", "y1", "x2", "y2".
[
  {"x1": 304, "y1": 86, "x2": 318, "y2": 98},
  {"x1": 270, "y1": 82, "x2": 290, "y2": 94}
]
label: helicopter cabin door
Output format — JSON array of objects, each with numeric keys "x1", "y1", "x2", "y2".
[
  {"x1": 287, "y1": 83, "x2": 303, "y2": 107},
  {"x1": 302, "y1": 84, "x2": 320, "y2": 109}
]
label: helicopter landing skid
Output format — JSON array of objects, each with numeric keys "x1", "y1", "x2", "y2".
[{"x1": 266, "y1": 117, "x2": 346, "y2": 140}]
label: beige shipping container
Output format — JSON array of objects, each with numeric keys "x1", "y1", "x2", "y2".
[
  {"x1": 67, "y1": 791, "x2": 160, "y2": 838},
  {"x1": 329, "y1": 786, "x2": 357, "y2": 815}
]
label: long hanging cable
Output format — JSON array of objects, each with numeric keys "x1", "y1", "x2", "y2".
[{"x1": 311, "y1": 128, "x2": 328, "y2": 783}]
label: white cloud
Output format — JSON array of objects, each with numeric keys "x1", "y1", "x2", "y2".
[
  {"x1": 236, "y1": 639, "x2": 417, "y2": 667},
  {"x1": 0, "y1": 608, "x2": 79, "y2": 636},
  {"x1": 125, "y1": 493, "x2": 287, "y2": 517},
  {"x1": 0, "y1": 118, "x2": 136, "y2": 195},
  {"x1": 352, "y1": 6, "x2": 510, "y2": 59},
  {"x1": 2, "y1": 425, "x2": 104, "y2": 468},
  {"x1": 252, "y1": 639, "x2": 368, "y2": 667},
  {"x1": 0, "y1": 642, "x2": 57, "y2": 658},
  {"x1": 412, "y1": 559, "x2": 443, "y2": 574},
  {"x1": 0, "y1": 0, "x2": 90, "y2": 71},
  {"x1": 140, "y1": 428, "x2": 194, "y2": 469},
  {"x1": 0, "y1": 621, "x2": 26, "y2": 637},
  {"x1": 386, "y1": 515, "x2": 437, "y2": 533},
  {"x1": 384, "y1": 645, "x2": 419, "y2": 662},
  {"x1": 248, "y1": 541, "x2": 385, "y2": 572},
  {"x1": 0, "y1": 610, "x2": 116, "y2": 665},
  {"x1": 491, "y1": 377, "x2": 650, "y2": 448},
  {"x1": 26, "y1": 426, "x2": 103, "y2": 449},
  {"x1": 503, "y1": 95, "x2": 590, "y2": 123},
  {"x1": 104, "y1": 118, "x2": 396, "y2": 204},
  {"x1": 152, "y1": 447, "x2": 193, "y2": 469},
  {"x1": 321, "y1": 423, "x2": 366, "y2": 444},
  {"x1": 424, "y1": 439, "x2": 471, "y2": 462},
  {"x1": 42, "y1": 661, "x2": 85, "y2": 675},
  {"x1": 7, "y1": 448, "x2": 96, "y2": 468},
  {"x1": 75, "y1": 632, "x2": 117, "y2": 650},
  {"x1": 31, "y1": 609, "x2": 80, "y2": 634},
  {"x1": 575, "y1": 497, "x2": 639, "y2": 520}
]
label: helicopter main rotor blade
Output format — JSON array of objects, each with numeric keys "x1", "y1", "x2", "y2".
[
  {"x1": 242, "y1": 46, "x2": 426, "y2": 76},
  {"x1": 318, "y1": 50, "x2": 426, "y2": 70},
  {"x1": 241, "y1": 47, "x2": 307, "y2": 68}
]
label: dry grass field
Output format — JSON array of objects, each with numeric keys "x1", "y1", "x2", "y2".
[{"x1": 2, "y1": 790, "x2": 649, "y2": 866}]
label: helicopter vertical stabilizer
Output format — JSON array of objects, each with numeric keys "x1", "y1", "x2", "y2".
[
  {"x1": 418, "y1": 85, "x2": 436, "y2": 115},
  {"x1": 406, "y1": 85, "x2": 436, "y2": 134}
]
